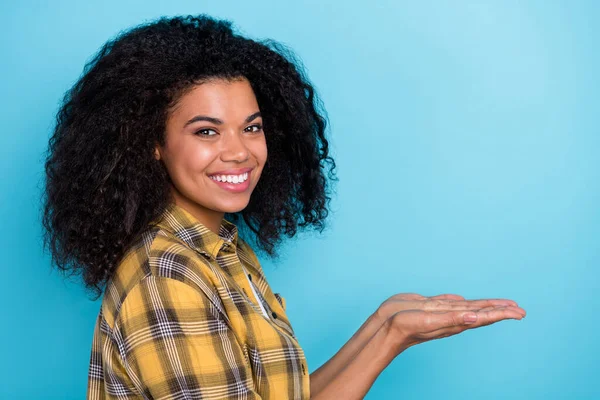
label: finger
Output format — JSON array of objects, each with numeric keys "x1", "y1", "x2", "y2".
[
  {"x1": 460, "y1": 299, "x2": 519, "y2": 307},
  {"x1": 427, "y1": 305, "x2": 526, "y2": 317},
  {"x1": 425, "y1": 308, "x2": 523, "y2": 332},
  {"x1": 448, "y1": 307, "x2": 525, "y2": 333},
  {"x1": 426, "y1": 299, "x2": 521, "y2": 310},
  {"x1": 478, "y1": 305, "x2": 526, "y2": 317},
  {"x1": 382, "y1": 294, "x2": 427, "y2": 305},
  {"x1": 425, "y1": 295, "x2": 518, "y2": 307},
  {"x1": 443, "y1": 302, "x2": 526, "y2": 316},
  {"x1": 478, "y1": 306, "x2": 499, "y2": 312},
  {"x1": 467, "y1": 298, "x2": 519, "y2": 307},
  {"x1": 473, "y1": 307, "x2": 526, "y2": 327},
  {"x1": 429, "y1": 294, "x2": 465, "y2": 301},
  {"x1": 422, "y1": 311, "x2": 480, "y2": 332},
  {"x1": 422, "y1": 299, "x2": 523, "y2": 313},
  {"x1": 407, "y1": 307, "x2": 525, "y2": 343},
  {"x1": 388, "y1": 293, "x2": 427, "y2": 301}
]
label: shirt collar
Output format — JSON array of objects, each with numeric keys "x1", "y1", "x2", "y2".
[{"x1": 153, "y1": 202, "x2": 239, "y2": 260}]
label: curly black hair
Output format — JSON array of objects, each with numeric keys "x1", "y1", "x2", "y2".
[{"x1": 41, "y1": 14, "x2": 337, "y2": 299}]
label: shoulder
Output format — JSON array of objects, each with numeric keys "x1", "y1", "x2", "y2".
[
  {"x1": 115, "y1": 275, "x2": 221, "y2": 331},
  {"x1": 148, "y1": 227, "x2": 212, "y2": 275},
  {"x1": 101, "y1": 226, "x2": 221, "y2": 329}
]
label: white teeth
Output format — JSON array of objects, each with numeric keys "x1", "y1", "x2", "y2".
[{"x1": 210, "y1": 172, "x2": 249, "y2": 184}]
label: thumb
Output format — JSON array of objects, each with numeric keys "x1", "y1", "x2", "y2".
[
  {"x1": 437, "y1": 311, "x2": 478, "y2": 327},
  {"x1": 461, "y1": 311, "x2": 478, "y2": 325},
  {"x1": 425, "y1": 310, "x2": 478, "y2": 331}
]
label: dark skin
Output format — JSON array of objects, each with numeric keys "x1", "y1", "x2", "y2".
[
  {"x1": 153, "y1": 76, "x2": 527, "y2": 398},
  {"x1": 309, "y1": 292, "x2": 525, "y2": 398},
  {"x1": 377, "y1": 292, "x2": 525, "y2": 348},
  {"x1": 154, "y1": 77, "x2": 267, "y2": 234}
]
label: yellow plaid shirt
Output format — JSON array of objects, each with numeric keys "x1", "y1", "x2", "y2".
[{"x1": 86, "y1": 202, "x2": 310, "y2": 399}]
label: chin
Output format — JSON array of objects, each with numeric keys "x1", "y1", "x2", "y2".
[{"x1": 217, "y1": 200, "x2": 251, "y2": 214}]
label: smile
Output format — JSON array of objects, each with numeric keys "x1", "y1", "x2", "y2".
[
  {"x1": 208, "y1": 172, "x2": 251, "y2": 193},
  {"x1": 209, "y1": 172, "x2": 249, "y2": 184}
]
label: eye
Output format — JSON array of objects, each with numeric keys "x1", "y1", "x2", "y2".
[
  {"x1": 244, "y1": 124, "x2": 263, "y2": 134},
  {"x1": 194, "y1": 128, "x2": 218, "y2": 137}
]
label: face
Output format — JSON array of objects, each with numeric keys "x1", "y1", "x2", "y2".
[{"x1": 155, "y1": 77, "x2": 267, "y2": 229}]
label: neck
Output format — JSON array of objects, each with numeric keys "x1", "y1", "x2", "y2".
[{"x1": 170, "y1": 187, "x2": 225, "y2": 235}]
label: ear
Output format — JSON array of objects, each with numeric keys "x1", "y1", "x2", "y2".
[{"x1": 154, "y1": 146, "x2": 161, "y2": 160}]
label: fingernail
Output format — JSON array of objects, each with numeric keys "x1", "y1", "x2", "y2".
[{"x1": 464, "y1": 313, "x2": 477, "y2": 324}]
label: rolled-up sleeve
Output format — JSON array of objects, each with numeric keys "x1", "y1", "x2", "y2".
[{"x1": 113, "y1": 276, "x2": 261, "y2": 400}]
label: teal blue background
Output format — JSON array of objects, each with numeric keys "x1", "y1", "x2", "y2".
[{"x1": 1, "y1": 0, "x2": 598, "y2": 398}]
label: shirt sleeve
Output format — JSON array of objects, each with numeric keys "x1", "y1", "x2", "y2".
[{"x1": 113, "y1": 275, "x2": 262, "y2": 400}]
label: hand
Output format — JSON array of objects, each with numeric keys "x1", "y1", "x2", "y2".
[
  {"x1": 375, "y1": 292, "x2": 522, "y2": 323},
  {"x1": 375, "y1": 293, "x2": 526, "y2": 353}
]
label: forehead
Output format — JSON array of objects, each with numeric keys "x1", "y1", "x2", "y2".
[{"x1": 169, "y1": 77, "x2": 259, "y2": 120}]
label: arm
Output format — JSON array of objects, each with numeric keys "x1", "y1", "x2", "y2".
[
  {"x1": 310, "y1": 294, "x2": 526, "y2": 399},
  {"x1": 311, "y1": 316, "x2": 399, "y2": 400},
  {"x1": 310, "y1": 292, "x2": 524, "y2": 395},
  {"x1": 309, "y1": 311, "x2": 386, "y2": 397},
  {"x1": 114, "y1": 276, "x2": 262, "y2": 399}
]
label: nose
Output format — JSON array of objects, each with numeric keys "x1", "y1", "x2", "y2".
[{"x1": 220, "y1": 130, "x2": 250, "y2": 163}]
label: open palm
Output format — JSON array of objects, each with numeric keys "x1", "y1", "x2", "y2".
[{"x1": 375, "y1": 293, "x2": 526, "y2": 351}]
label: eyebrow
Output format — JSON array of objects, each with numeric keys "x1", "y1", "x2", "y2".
[{"x1": 184, "y1": 111, "x2": 262, "y2": 127}]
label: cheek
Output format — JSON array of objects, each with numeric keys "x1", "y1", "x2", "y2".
[
  {"x1": 252, "y1": 136, "x2": 268, "y2": 165},
  {"x1": 188, "y1": 146, "x2": 215, "y2": 173},
  {"x1": 165, "y1": 145, "x2": 215, "y2": 180},
  {"x1": 252, "y1": 141, "x2": 268, "y2": 186}
]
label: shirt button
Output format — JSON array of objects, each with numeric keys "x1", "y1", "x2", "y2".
[{"x1": 271, "y1": 311, "x2": 278, "y2": 319}]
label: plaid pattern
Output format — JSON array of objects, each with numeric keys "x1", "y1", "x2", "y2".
[{"x1": 87, "y1": 203, "x2": 310, "y2": 399}]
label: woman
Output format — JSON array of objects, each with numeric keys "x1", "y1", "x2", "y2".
[{"x1": 41, "y1": 14, "x2": 526, "y2": 399}]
